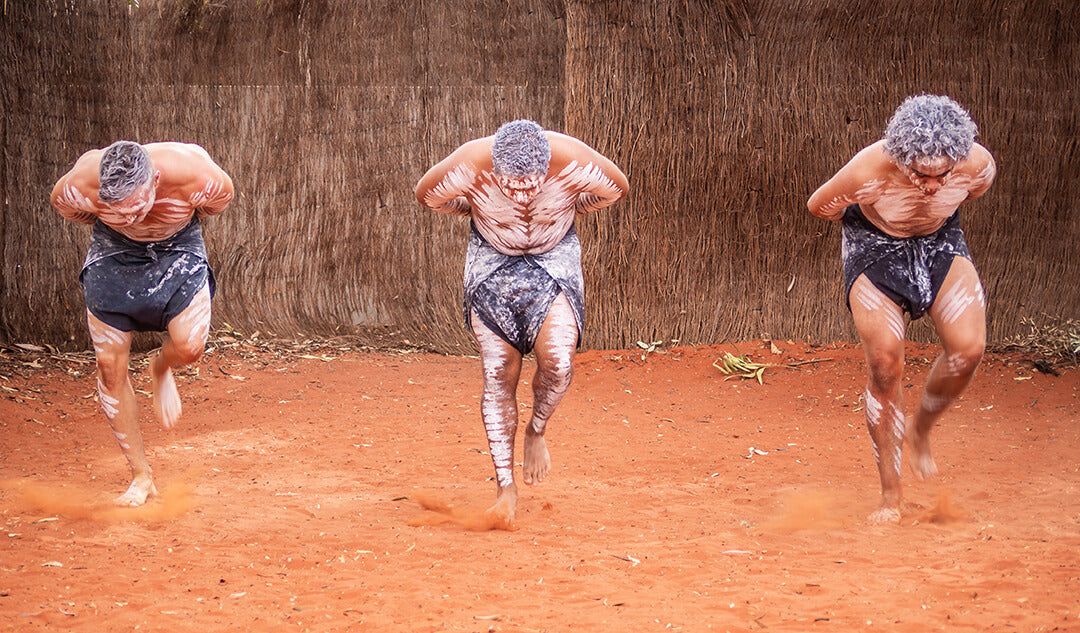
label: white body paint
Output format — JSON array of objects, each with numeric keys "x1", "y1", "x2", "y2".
[
  {"x1": 935, "y1": 279, "x2": 985, "y2": 325},
  {"x1": 172, "y1": 285, "x2": 212, "y2": 348},
  {"x1": 467, "y1": 161, "x2": 617, "y2": 255},
  {"x1": 864, "y1": 389, "x2": 904, "y2": 475},
  {"x1": 920, "y1": 390, "x2": 951, "y2": 414},
  {"x1": 97, "y1": 377, "x2": 120, "y2": 421},
  {"x1": 471, "y1": 314, "x2": 520, "y2": 488},
  {"x1": 852, "y1": 282, "x2": 905, "y2": 342}
]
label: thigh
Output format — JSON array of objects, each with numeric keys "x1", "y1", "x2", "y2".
[
  {"x1": 928, "y1": 257, "x2": 986, "y2": 351},
  {"x1": 470, "y1": 309, "x2": 523, "y2": 382},
  {"x1": 86, "y1": 309, "x2": 134, "y2": 376},
  {"x1": 849, "y1": 274, "x2": 907, "y2": 362},
  {"x1": 166, "y1": 282, "x2": 212, "y2": 351},
  {"x1": 533, "y1": 294, "x2": 578, "y2": 369}
]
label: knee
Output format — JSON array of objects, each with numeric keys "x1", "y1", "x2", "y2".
[
  {"x1": 95, "y1": 353, "x2": 130, "y2": 390},
  {"x1": 537, "y1": 354, "x2": 574, "y2": 391},
  {"x1": 171, "y1": 338, "x2": 206, "y2": 365},
  {"x1": 945, "y1": 340, "x2": 984, "y2": 377},
  {"x1": 865, "y1": 350, "x2": 903, "y2": 392}
]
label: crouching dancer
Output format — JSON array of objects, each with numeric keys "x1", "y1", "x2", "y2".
[
  {"x1": 415, "y1": 120, "x2": 629, "y2": 524},
  {"x1": 51, "y1": 141, "x2": 234, "y2": 506},
  {"x1": 807, "y1": 95, "x2": 997, "y2": 522}
]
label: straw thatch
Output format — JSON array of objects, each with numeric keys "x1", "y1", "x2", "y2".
[{"x1": 1, "y1": 1, "x2": 1077, "y2": 353}]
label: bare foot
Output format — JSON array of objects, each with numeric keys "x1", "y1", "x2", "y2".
[
  {"x1": 485, "y1": 484, "x2": 518, "y2": 528},
  {"x1": 151, "y1": 353, "x2": 182, "y2": 430},
  {"x1": 522, "y1": 429, "x2": 551, "y2": 485},
  {"x1": 906, "y1": 420, "x2": 938, "y2": 480},
  {"x1": 114, "y1": 477, "x2": 158, "y2": 507},
  {"x1": 868, "y1": 506, "x2": 901, "y2": 523}
]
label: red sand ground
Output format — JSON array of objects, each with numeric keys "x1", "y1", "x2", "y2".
[{"x1": 1, "y1": 341, "x2": 1078, "y2": 632}]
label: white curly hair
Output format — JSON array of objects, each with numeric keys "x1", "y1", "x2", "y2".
[
  {"x1": 490, "y1": 120, "x2": 551, "y2": 177},
  {"x1": 884, "y1": 95, "x2": 978, "y2": 165}
]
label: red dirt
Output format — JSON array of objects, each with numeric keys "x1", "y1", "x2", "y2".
[{"x1": 1, "y1": 341, "x2": 1078, "y2": 632}]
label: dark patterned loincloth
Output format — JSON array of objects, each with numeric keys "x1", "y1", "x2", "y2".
[
  {"x1": 79, "y1": 219, "x2": 215, "y2": 332},
  {"x1": 841, "y1": 204, "x2": 972, "y2": 320},
  {"x1": 463, "y1": 223, "x2": 584, "y2": 354}
]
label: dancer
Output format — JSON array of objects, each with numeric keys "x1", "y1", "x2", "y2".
[
  {"x1": 415, "y1": 120, "x2": 628, "y2": 524},
  {"x1": 808, "y1": 95, "x2": 996, "y2": 521},
  {"x1": 51, "y1": 141, "x2": 234, "y2": 505}
]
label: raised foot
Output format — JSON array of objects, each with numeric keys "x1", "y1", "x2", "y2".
[
  {"x1": 522, "y1": 430, "x2": 551, "y2": 486},
  {"x1": 151, "y1": 353, "x2": 182, "y2": 430},
  {"x1": 906, "y1": 421, "x2": 939, "y2": 480},
  {"x1": 114, "y1": 478, "x2": 158, "y2": 507}
]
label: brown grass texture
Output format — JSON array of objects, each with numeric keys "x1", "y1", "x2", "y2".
[{"x1": 1, "y1": 1, "x2": 1076, "y2": 352}]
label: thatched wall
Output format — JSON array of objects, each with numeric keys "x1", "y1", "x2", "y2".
[{"x1": 1, "y1": 1, "x2": 1076, "y2": 352}]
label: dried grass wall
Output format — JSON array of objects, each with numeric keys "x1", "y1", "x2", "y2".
[
  {"x1": 567, "y1": 0, "x2": 1079, "y2": 348},
  {"x1": 1, "y1": 0, "x2": 1076, "y2": 353}
]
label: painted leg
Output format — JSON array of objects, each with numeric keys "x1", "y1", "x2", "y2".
[
  {"x1": 153, "y1": 284, "x2": 211, "y2": 430},
  {"x1": 523, "y1": 294, "x2": 577, "y2": 486},
  {"x1": 911, "y1": 258, "x2": 986, "y2": 479},
  {"x1": 88, "y1": 311, "x2": 157, "y2": 506},
  {"x1": 850, "y1": 275, "x2": 908, "y2": 523},
  {"x1": 470, "y1": 310, "x2": 523, "y2": 525}
]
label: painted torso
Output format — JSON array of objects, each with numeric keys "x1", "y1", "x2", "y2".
[
  {"x1": 52, "y1": 142, "x2": 233, "y2": 242},
  {"x1": 417, "y1": 132, "x2": 628, "y2": 256},
  {"x1": 855, "y1": 166, "x2": 990, "y2": 236},
  {"x1": 808, "y1": 140, "x2": 996, "y2": 239}
]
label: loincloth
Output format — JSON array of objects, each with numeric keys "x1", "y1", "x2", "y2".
[
  {"x1": 841, "y1": 204, "x2": 972, "y2": 320},
  {"x1": 463, "y1": 223, "x2": 584, "y2": 354},
  {"x1": 79, "y1": 220, "x2": 215, "y2": 332}
]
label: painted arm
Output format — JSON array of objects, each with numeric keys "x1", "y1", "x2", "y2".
[
  {"x1": 807, "y1": 145, "x2": 884, "y2": 221},
  {"x1": 414, "y1": 140, "x2": 485, "y2": 216},
  {"x1": 550, "y1": 134, "x2": 629, "y2": 214},
  {"x1": 50, "y1": 150, "x2": 105, "y2": 225},
  {"x1": 963, "y1": 144, "x2": 997, "y2": 202},
  {"x1": 180, "y1": 145, "x2": 234, "y2": 219}
]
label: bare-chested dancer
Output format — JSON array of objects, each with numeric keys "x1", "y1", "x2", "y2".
[
  {"x1": 51, "y1": 141, "x2": 234, "y2": 506},
  {"x1": 415, "y1": 120, "x2": 629, "y2": 524},
  {"x1": 808, "y1": 95, "x2": 997, "y2": 522}
]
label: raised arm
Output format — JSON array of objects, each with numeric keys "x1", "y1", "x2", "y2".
[
  {"x1": 548, "y1": 133, "x2": 629, "y2": 214},
  {"x1": 50, "y1": 149, "x2": 106, "y2": 225},
  {"x1": 807, "y1": 143, "x2": 886, "y2": 221},
  {"x1": 414, "y1": 139, "x2": 489, "y2": 215}
]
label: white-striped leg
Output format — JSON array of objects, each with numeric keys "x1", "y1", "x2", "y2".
[
  {"x1": 912, "y1": 257, "x2": 986, "y2": 479},
  {"x1": 523, "y1": 294, "x2": 577, "y2": 485},
  {"x1": 470, "y1": 310, "x2": 523, "y2": 524},
  {"x1": 154, "y1": 283, "x2": 212, "y2": 430},
  {"x1": 850, "y1": 275, "x2": 908, "y2": 522},
  {"x1": 87, "y1": 311, "x2": 157, "y2": 506}
]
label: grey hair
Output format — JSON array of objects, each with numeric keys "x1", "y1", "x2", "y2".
[
  {"x1": 884, "y1": 95, "x2": 977, "y2": 165},
  {"x1": 491, "y1": 119, "x2": 551, "y2": 177},
  {"x1": 98, "y1": 141, "x2": 153, "y2": 203}
]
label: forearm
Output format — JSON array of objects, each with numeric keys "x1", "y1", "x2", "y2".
[
  {"x1": 568, "y1": 162, "x2": 627, "y2": 214},
  {"x1": 189, "y1": 173, "x2": 234, "y2": 218},
  {"x1": 807, "y1": 193, "x2": 855, "y2": 221},
  {"x1": 51, "y1": 180, "x2": 101, "y2": 225},
  {"x1": 416, "y1": 163, "x2": 476, "y2": 215}
]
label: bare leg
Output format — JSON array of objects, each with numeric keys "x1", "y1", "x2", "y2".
[
  {"x1": 523, "y1": 294, "x2": 577, "y2": 485},
  {"x1": 152, "y1": 284, "x2": 211, "y2": 430},
  {"x1": 911, "y1": 258, "x2": 986, "y2": 478},
  {"x1": 850, "y1": 275, "x2": 908, "y2": 522},
  {"x1": 470, "y1": 311, "x2": 523, "y2": 524},
  {"x1": 87, "y1": 312, "x2": 157, "y2": 506}
]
